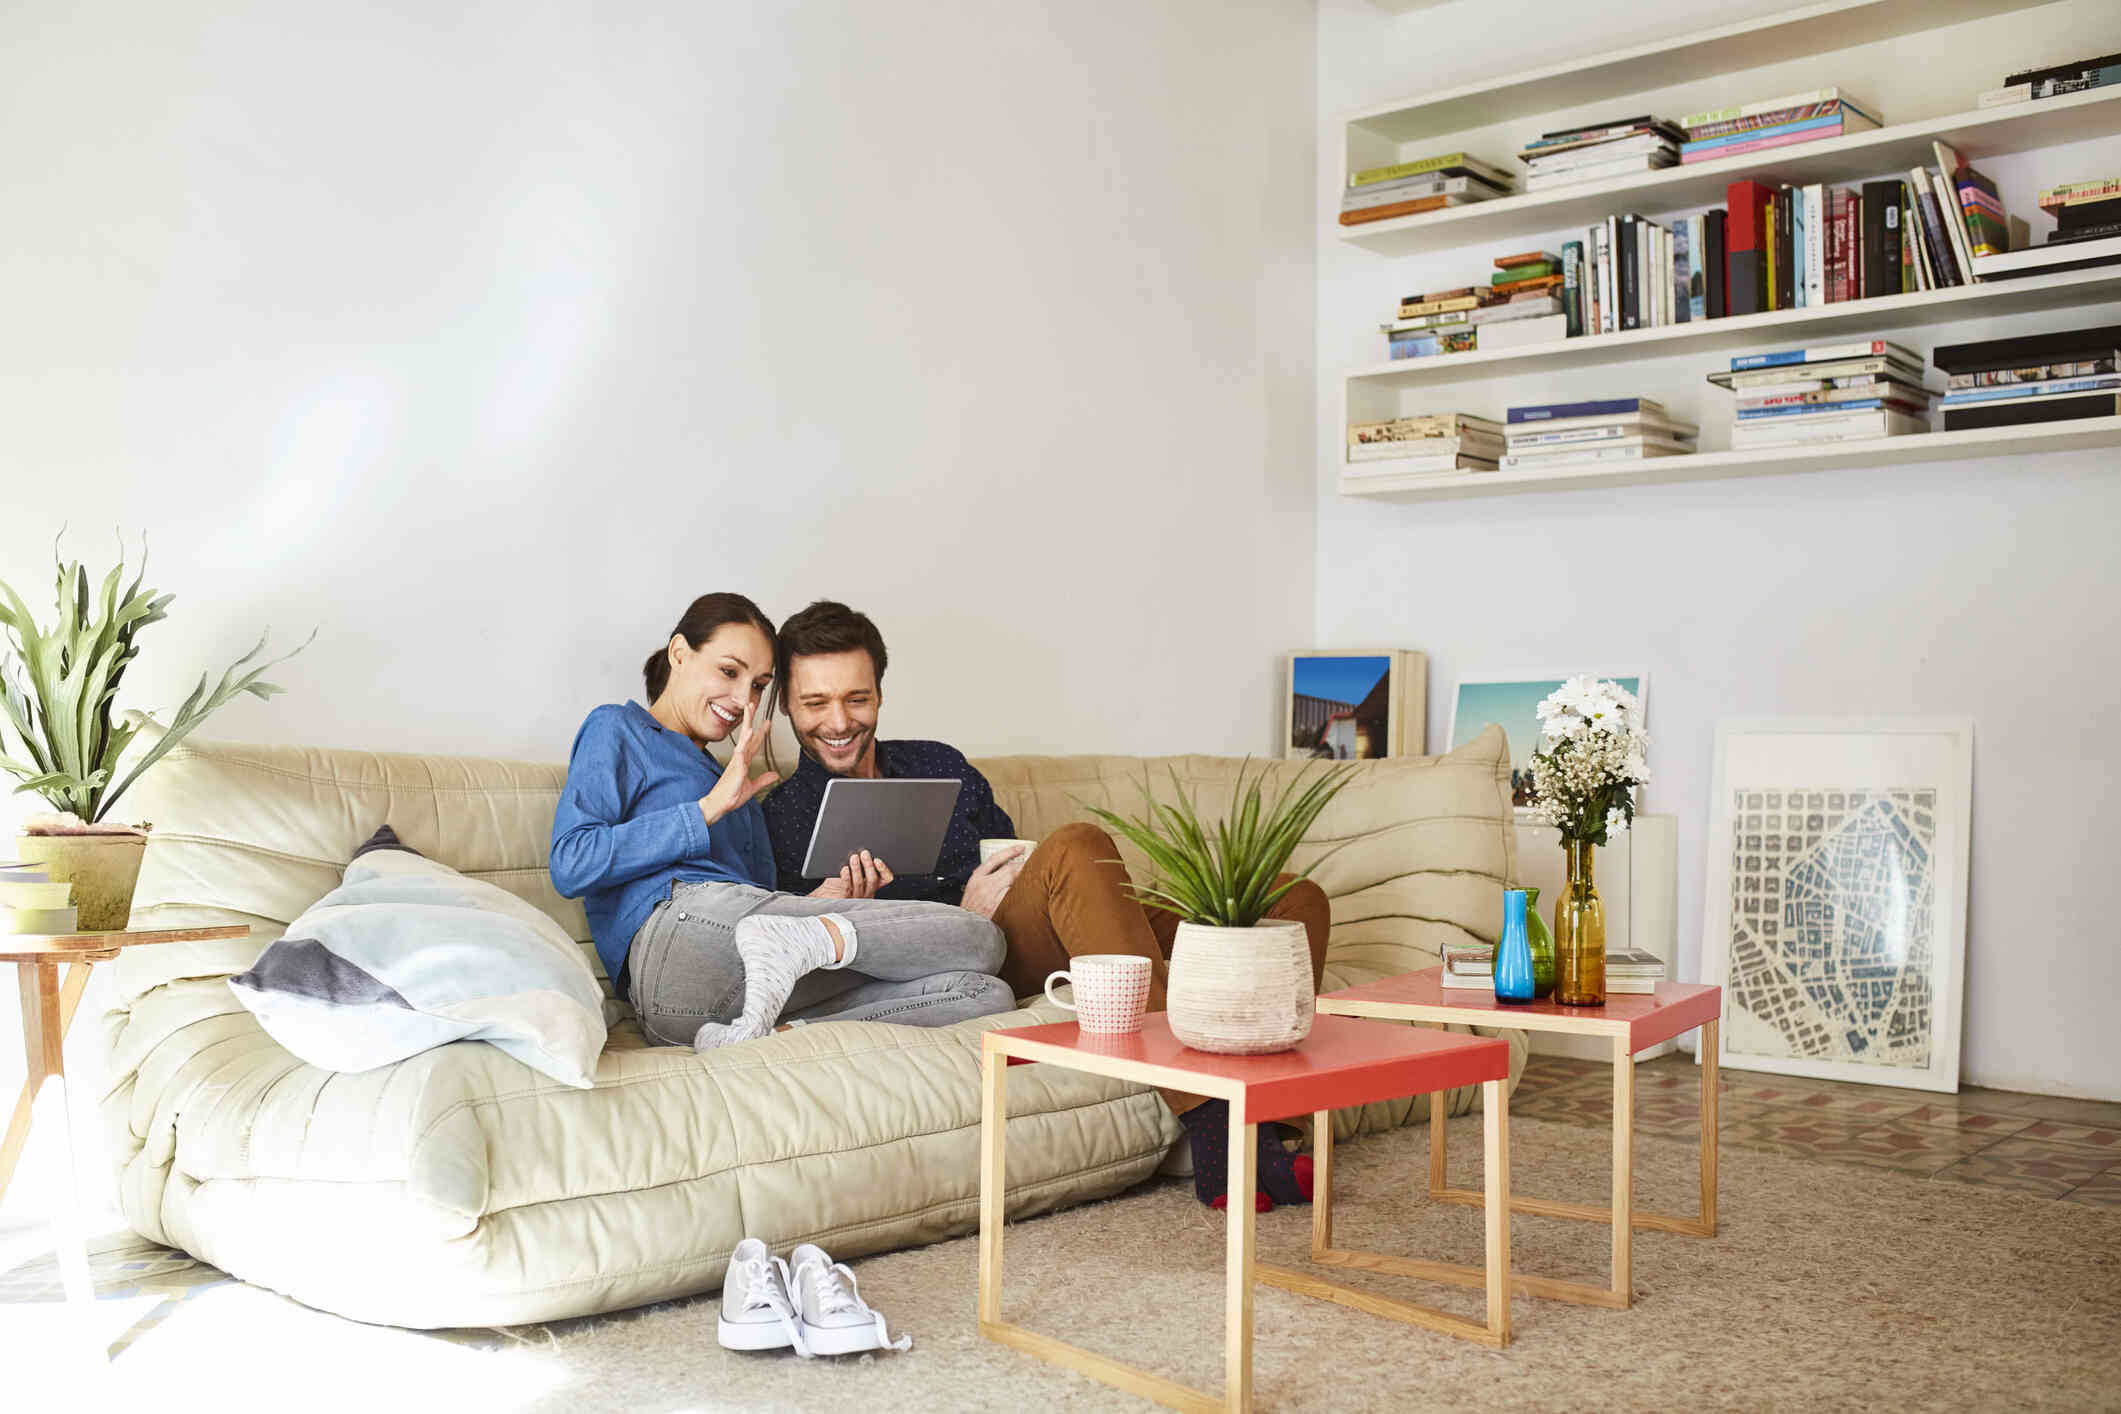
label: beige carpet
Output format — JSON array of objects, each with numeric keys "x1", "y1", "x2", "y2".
[{"x1": 19, "y1": 1117, "x2": 2121, "y2": 1412}]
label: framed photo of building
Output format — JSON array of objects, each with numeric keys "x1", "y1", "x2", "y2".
[
  {"x1": 1446, "y1": 671, "x2": 1647, "y2": 814},
  {"x1": 1702, "y1": 718, "x2": 1974, "y2": 1093},
  {"x1": 1284, "y1": 651, "x2": 1426, "y2": 760}
]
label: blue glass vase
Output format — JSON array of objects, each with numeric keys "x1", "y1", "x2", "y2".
[{"x1": 1494, "y1": 888, "x2": 1536, "y2": 1004}]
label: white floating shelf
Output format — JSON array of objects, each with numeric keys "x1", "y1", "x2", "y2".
[
  {"x1": 1342, "y1": 0, "x2": 2057, "y2": 143},
  {"x1": 1337, "y1": 415, "x2": 2121, "y2": 501},
  {"x1": 1338, "y1": 87, "x2": 2121, "y2": 257},
  {"x1": 1344, "y1": 266, "x2": 2121, "y2": 389}
]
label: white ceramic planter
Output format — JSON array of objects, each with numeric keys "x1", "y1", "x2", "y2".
[{"x1": 1166, "y1": 919, "x2": 1314, "y2": 1055}]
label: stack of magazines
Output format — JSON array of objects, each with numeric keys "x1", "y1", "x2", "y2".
[
  {"x1": 1604, "y1": 949, "x2": 1668, "y2": 995},
  {"x1": 1441, "y1": 942, "x2": 1497, "y2": 991},
  {"x1": 1516, "y1": 115, "x2": 1679, "y2": 192}
]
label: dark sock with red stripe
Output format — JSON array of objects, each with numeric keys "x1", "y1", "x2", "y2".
[{"x1": 1177, "y1": 1102, "x2": 1314, "y2": 1208}]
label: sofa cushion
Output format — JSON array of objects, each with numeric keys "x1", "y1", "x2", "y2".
[{"x1": 228, "y1": 826, "x2": 608, "y2": 1088}]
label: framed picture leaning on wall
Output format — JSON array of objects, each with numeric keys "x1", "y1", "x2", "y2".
[
  {"x1": 1284, "y1": 651, "x2": 1426, "y2": 760},
  {"x1": 1703, "y1": 718, "x2": 1974, "y2": 1093},
  {"x1": 1447, "y1": 670, "x2": 1647, "y2": 815}
]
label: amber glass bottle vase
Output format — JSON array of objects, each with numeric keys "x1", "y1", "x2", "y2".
[{"x1": 1551, "y1": 838, "x2": 1606, "y2": 1006}]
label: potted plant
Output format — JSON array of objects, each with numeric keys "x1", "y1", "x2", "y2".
[
  {"x1": 0, "y1": 537, "x2": 307, "y2": 930},
  {"x1": 1085, "y1": 759, "x2": 1354, "y2": 1055},
  {"x1": 1526, "y1": 677, "x2": 1649, "y2": 1006}
]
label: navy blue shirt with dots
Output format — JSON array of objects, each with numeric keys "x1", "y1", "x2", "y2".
[{"x1": 761, "y1": 740, "x2": 1018, "y2": 905}]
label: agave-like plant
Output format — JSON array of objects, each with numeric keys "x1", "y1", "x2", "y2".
[
  {"x1": 0, "y1": 535, "x2": 310, "y2": 827},
  {"x1": 1082, "y1": 759, "x2": 1357, "y2": 929}
]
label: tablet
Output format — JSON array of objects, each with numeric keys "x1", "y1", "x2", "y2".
[{"x1": 799, "y1": 777, "x2": 964, "y2": 879}]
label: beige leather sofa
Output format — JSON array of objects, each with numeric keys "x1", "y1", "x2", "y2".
[{"x1": 96, "y1": 725, "x2": 1523, "y2": 1328}]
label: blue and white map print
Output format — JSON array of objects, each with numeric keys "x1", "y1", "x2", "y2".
[{"x1": 1724, "y1": 788, "x2": 1937, "y2": 1068}]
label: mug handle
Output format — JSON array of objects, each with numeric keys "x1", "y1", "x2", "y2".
[{"x1": 1043, "y1": 971, "x2": 1077, "y2": 1011}]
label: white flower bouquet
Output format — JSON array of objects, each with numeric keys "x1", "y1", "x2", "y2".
[{"x1": 1527, "y1": 677, "x2": 1648, "y2": 845}]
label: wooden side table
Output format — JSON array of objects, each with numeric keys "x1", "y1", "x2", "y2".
[
  {"x1": 1317, "y1": 967, "x2": 1722, "y2": 1311},
  {"x1": 981, "y1": 1013, "x2": 1513, "y2": 1414},
  {"x1": 1, "y1": 926, "x2": 250, "y2": 1312}
]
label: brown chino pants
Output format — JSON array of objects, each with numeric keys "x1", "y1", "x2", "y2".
[{"x1": 992, "y1": 821, "x2": 1332, "y2": 1018}]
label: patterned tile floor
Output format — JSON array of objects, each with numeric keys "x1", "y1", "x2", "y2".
[{"x1": 1513, "y1": 1053, "x2": 2121, "y2": 1206}]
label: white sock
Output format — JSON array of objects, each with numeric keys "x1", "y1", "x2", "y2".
[{"x1": 693, "y1": 913, "x2": 857, "y2": 1052}]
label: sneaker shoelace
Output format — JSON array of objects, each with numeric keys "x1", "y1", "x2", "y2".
[
  {"x1": 735, "y1": 1256, "x2": 811, "y2": 1357},
  {"x1": 798, "y1": 1258, "x2": 912, "y2": 1352}
]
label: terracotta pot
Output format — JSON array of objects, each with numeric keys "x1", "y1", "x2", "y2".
[
  {"x1": 16, "y1": 832, "x2": 148, "y2": 931},
  {"x1": 1166, "y1": 920, "x2": 1314, "y2": 1055}
]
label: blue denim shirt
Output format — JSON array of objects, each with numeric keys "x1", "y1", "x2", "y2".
[{"x1": 549, "y1": 701, "x2": 775, "y2": 986}]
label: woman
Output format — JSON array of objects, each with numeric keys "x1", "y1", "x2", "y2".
[{"x1": 550, "y1": 592, "x2": 1014, "y2": 1049}]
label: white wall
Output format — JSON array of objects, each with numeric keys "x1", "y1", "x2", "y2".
[
  {"x1": 1317, "y1": 0, "x2": 2121, "y2": 1098},
  {"x1": 0, "y1": 1, "x2": 1318, "y2": 1212},
  {"x1": 0, "y1": 0, "x2": 1317, "y2": 779}
]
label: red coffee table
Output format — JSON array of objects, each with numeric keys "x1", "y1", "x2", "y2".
[
  {"x1": 1316, "y1": 967, "x2": 1722, "y2": 1310},
  {"x1": 980, "y1": 1013, "x2": 1513, "y2": 1414}
]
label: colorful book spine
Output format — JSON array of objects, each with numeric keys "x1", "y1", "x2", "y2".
[
  {"x1": 1561, "y1": 242, "x2": 1584, "y2": 338},
  {"x1": 1731, "y1": 340, "x2": 1913, "y2": 371},
  {"x1": 1727, "y1": 181, "x2": 1771, "y2": 317},
  {"x1": 1509, "y1": 397, "x2": 1662, "y2": 423}
]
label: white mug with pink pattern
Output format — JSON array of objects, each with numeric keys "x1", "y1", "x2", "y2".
[{"x1": 1043, "y1": 954, "x2": 1152, "y2": 1035}]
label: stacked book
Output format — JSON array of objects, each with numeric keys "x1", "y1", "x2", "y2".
[
  {"x1": 1983, "y1": 48, "x2": 2121, "y2": 107},
  {"x1": 1441, "y1": 941, "x2": 1496, "y2": 991},
  {"x1": 1516, "y1": 115, "x2": 1679, "y2": 192},
  {"x1": 1604, "y1": 949, "x2": 1668, "y2": 995},
  {"x1": 1382, "y1": 264, "x2": 1566, "y2": 361},
  {"x1": 1502, "y1": 397, "x2": 1697, "y2": 470},
  {"x1": 1677, "y1": 88, "x2": 1881, "y2": 165},
  {"x1": 1976, "y1": 178, "x2": 2121, "y2": 279},
  {"x1": 1341, "y1": 151, "x2": 1516, "y2": 227},
  {"x1": 1708, "y1": 340, "x2": 1931, "y2": 449},
  {"x1": 1345, "y1": 413, "x2": 1505, "y2": 477},
  {"x1": 1, "y1": 861, "x2": 77, "y2": 935},
  {"x1": 1932, "y1": 325, "x2": 2121, "y2": 430}
]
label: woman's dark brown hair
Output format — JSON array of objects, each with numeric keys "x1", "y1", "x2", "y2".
[{"x1": 643, "y1": 593, "x2": 777, "y2": 703}]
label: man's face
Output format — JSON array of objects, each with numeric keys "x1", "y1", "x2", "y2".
[{"x1": 786, "y1": 648, "x2": 882, "y2": 777}]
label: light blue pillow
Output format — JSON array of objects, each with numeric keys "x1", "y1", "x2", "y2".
[{"x1": 229, "y1": 827, "x2": 607, "y2": 1087}]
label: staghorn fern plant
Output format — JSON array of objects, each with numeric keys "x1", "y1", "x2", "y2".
[
  {"x1": 1082, "y1": 758, "x2": 1356, "y2": 928},
  {"x1": 0, "y1": 534, "x2": 310, "y2": 827}
]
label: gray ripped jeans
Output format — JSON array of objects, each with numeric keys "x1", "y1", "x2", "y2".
[{"x1": 626, "y1": 881, "x2": 1015, "y2": 1046}]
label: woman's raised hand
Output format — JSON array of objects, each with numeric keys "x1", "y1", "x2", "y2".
[{"x1": 698, "y1": 696, "x2": 780, "y2": 826}]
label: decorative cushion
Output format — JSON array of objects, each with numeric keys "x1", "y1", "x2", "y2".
[{"x1": 227, "y1": 826, "x2": 607, "y2": 1087}]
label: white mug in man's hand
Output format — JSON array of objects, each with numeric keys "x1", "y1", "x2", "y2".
[{"x1": 1043, "y1": 954, "x2": 1152, "y2": 1034}]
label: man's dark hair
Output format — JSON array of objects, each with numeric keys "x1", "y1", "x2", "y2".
[{"x1": 776, "y1": 600, "x2": 889, "y2": 689}]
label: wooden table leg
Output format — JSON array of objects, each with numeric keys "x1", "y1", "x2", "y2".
[
  {"x1": 1429, "y1": 1078, "x2": 1448, "y2": 1196},
  {"x1": 1611, "y1": 1035, "x2": 1634, "y2": 1308},
  {"x1": 18, "y1": 960, "x2": 101, "y2": 1374},
  {"x1": 978, "y1": 1046, "x2": 1006, "y2": 1328},
  {"x1": 1701, "y1": 1017, "x2": 1719, "y2": 1237},
  {"x1": 1225, "y1": 1108, "x2": 1256, "y2": 1413},
  {"x1": 0, "y1": 960, "x2": 91, "y2": 1205},
  {"x1": 1482, "y1": 1078, "x2": 1511, "y2": 1345},
  {"x1": 1312, "y1": 1107, "x2": 1333, "y2": 1257}
]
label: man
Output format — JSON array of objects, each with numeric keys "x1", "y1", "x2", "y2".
[{"x1": 760, "y1": 601, "x2": 1329, "y2": 1210}]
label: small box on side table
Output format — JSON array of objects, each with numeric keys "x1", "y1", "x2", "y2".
[
  {"x1": 981, "y1": 1013, "x2": 1512, "y2": 1414},
  {"x1": 1318, "y1": 966, "x2": 1721, "y2": 1311}
]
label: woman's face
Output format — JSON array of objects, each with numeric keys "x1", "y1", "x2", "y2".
[{"x1": 660, "y1": 621, "x2": 774, "y2": 746}]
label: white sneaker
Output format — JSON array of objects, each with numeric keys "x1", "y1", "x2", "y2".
[
  {"x1": 787, "y1": 1243, "x2": 913, "y2": 1355},
  {"x1": 717, "y1": 1238, "x2": 809, "y2": 1356}
]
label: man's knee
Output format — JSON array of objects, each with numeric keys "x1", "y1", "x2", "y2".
[{"x1": 1042, "y1": 820, "x2": 1121, "y2": 864}]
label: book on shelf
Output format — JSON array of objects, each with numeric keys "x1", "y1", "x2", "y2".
[
  {"x1": 1730, "y1": 340, "x2": 1921, "y2": 372},
  {"x1": 1525, "y1": 152, "x2": 1676, "y2": 192},
  {"x1": 1510, "y1": 396, "x2": 1668, "y2": 423},
  {"x1": 1731, "y1": 409, "x2": 1929, "y2": 446},
  {"x1": 1390, "y1": 329, "x2": 1479, "y2": 360},
  {"x1": 1507, "y1": 418, "x2": 1695, "y2": 447},
  {"x1": 1738, "y1": 395, "x2": 1929, "y2": 421},
  {"x1": 1348, "y1": 438, "x2": 1503, "y2": 465},
  {"x1": 1562, "y1": 241, "x2": 1585, "y2": 338},
  {"x1": 1341, "y1": 172, "x2": 1507, "y2": 211},
  {"x1": 2040, "y1": 178, "x2": 2121, "y2": 213},
  {"x1": 1351, "y1": 151, "x2": 1516, "y2": 190},
  {"x1": 0, "y1": 878, "x2": 72, "y2": 908},
  {"x1": 1980, "y1": 83, "x2": 2031, "y2": 107},
  {"x1": 1677, "y1": 88, "x2": 1874, "y2": 131},
  {"x1": 1978, "y1": 234, "x2": 2121, "y2": 279},
  {"x1": 1679, "y1": 105, "x2": 1880, "y2": 164},
  {"x1": 1339, "y1": 192, "x2": 1481, "y2": 226},
  {"x1": 1726, "y1": 180, "x2": 1773, "y2": 316},
  {"x1": 1932, "y1": 324, "x2": 2121, "y2": 375},
  {"x1": 1942, "y1": 392, "x2": 2121, "y2": 430},
  {"x1": 1939, "y1": 374, "x2": 2121, "y2": 407},
  {"x1": 1345, "y1": 452, "x2": 1501, "y2": 478},
  {"x1": 2006, "y1": 49, "x2": 2121, "y2": 100},
  {"x1": 1472, "y1": 298, "x2": 1565, "y2": 325},
  {"x1": 1947, "y1": 354, "x2": 2119, "y2": 389},
  {"x1": 1710, "y1": 355, "x2": 1924, "y2": 391},
  {"x1": 1475, "y1": 313, "x2": 1569, "y2": 350},
  {"x1": 1500, "y1": 441, "x2": 1693, "y2": 468}
]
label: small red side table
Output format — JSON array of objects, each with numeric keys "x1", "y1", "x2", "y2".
[
  {"x1": 1317, "y1": 967, "x2": 1722, "y2": 1310},
  {"x1": 981, "y1": 1013, "x2": 1513, "y2": 1414}
]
